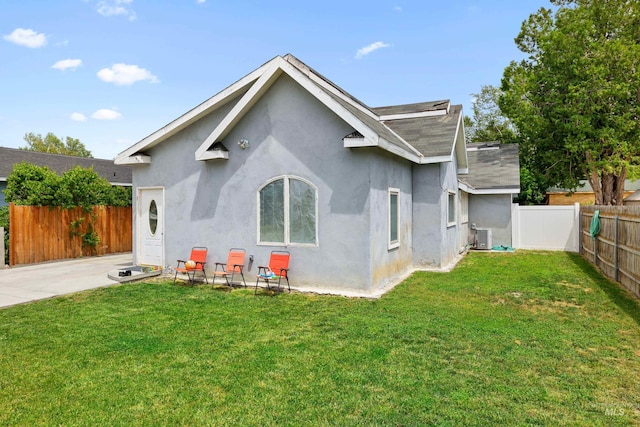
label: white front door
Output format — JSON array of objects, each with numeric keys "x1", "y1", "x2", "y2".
[{"x1": 137, "y1": 187, "x2": 164, "y2": 266}]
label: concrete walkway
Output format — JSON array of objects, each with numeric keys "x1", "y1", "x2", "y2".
[{"x1": 0, "y1": 253, "x2": 133, "y2": 309}]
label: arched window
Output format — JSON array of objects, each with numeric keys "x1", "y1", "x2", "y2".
[{"x1": 258, "y1": 176, "x2": 317, "y2": 245}]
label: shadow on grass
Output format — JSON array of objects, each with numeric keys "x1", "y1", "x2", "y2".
[{"x1": 569, "y1": 252, "x2": 640, "y2": 326}]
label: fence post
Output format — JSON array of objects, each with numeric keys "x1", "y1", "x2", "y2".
[
  {"x1": 0, "y1": 226, "x2": 4, "y2": 266},
  {"x1": 593, "y1": 216, "x2": 597, "y2": 267},
  {"x1": 511, "y1": 203, "x2": 519, "y2": 249},
  {"x1": 8, "y1": 202, "x2": 14, "y2": 266},
  {"x1": 579, "y1": 210, "x2": 583, "y2": 254},
  {"x1": 614, "y1": 215, "x2": 619, "y2": 282}
]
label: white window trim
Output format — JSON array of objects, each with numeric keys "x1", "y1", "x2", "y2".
[
  {"x1": 388, "y1": 188, "x2": 400, "y2": 250},
  {"x1": 447, "y1": 190, "x2": 457, "y2": 228},
  {"x1": 257, "y1": 175, "x2": 318, "y2": 247}
]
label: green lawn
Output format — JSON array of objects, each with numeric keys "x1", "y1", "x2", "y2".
[{"x1": 1, "y1": 251, "x2": 639, "y2": 426}]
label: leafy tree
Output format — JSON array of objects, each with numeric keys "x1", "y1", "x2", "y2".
[
  {"x1": 499, "y1": 0, "x2": 640, "y2": 205},
  {"x1": 465, "y1": 85, "x2": 517, "y2": 144},
  {"x1": 516, "y1": 156, "x2": 547, "y2": 205},
  {"x1": 3, "y1": 163, "x2": 131, "y2": 208},
  {"x1": 56, "y1": 166, "x2": 114, "y2": 210},
  {"x1": 3, "y1": 163, "x2": 60, "y2": 206},
  {"x1": 464, "y1": 85, "x2": 545, "y2": 204},
  {"x1": 109, "y1": 186, "x2": 133, "y2": 208},
  {"x1": 21, "y1": 132, "x2": 93, "y2": 158}
]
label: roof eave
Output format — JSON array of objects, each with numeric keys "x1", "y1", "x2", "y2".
[
  {"x1": 115, "y1": 154, "x2": 151, "y2": 165},
  {"x1": 114, "y1": 58, "x2": 274, "y2": 164},
  {"x1": 468, "y1": 187, "x2": 520, "y2": 195},
  {"x1": 418, "y1": 155, "x2": 452, "y2": 165}
]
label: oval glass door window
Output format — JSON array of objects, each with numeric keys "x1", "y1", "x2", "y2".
[{"x1": 149, "y1": 200, "x2": 158, "y2": 235}]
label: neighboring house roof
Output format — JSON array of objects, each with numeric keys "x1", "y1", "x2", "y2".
[
  {"x1": 0, "y1": 146, "x2": 132, "y2": 185},
  {"x1": 625, "y1": 189, "x2": 640, "y2": 202},
  {"x1": 459, "y1": 142, "x2": 520, "y2": 194},
  {"x1": 547, "y1": 179, "x2": 640, "y2": 193},
  {"x1": 115, "y1": 53, "x2": 468, "y2": 171}
]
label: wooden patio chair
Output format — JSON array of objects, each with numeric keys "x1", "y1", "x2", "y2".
[
  {"x1": 174, "y1": 246, "x2": 208, "y2": 285},
  {"x1": 212, "y1": 248, "x2": 247, "y2": 289},
  {"x1": 255, "y1": 250, "x2": 290, "y2": 295}
]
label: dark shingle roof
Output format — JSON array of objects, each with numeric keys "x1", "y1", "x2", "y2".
[
  {"x1": 382, "y1": 104, "x2": 462, "y2": 158},
  {"x1": 0, "y1": 147, "x2": 132, "y2": 185},
  {"x1": 462, "y1": 142, "x2": 520, "y2": 191},
  {"x1": 284, "y1": 54, "x2": 456, "y2": 158},
  {"x1": 324, "y1": 90, "x2": 412, "y2": 151}
]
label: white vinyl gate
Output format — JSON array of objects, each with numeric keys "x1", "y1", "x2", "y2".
[{"x1": 511, "y1": 203, "x2": 580, "y2": 252}]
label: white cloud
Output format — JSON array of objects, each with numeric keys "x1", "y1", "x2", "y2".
[
  {"x1": 70, "y1": 112, "x2": 88, "y2": 122},
  {"x1": 196, "y1": 0, "x2": 206, "y2": 3},
  {"x1": 92, "y1": 109, "x2": 122, "y2": 120},
  {"x1": 394, "y1": 5, "x2": 403, "y2": 12},
  {"x1": 97, "y1": 63, "x2": 159, "y2": 85},
  {"x1": 97, "y1": 0, "x2": 136, "y2": 21},
  {"x1": 3, "y1": 28, "x2": 47, "y2": 48},
  {"x1": 355, "y1": 41, "x2": 391, "y2": 59},
  {"x1": 52, "y1": 59, "x2": 83, "y2": 71}
]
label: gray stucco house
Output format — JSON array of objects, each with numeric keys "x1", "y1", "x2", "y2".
[{"x1": 115, "y1": 54, "x2": 519, "y2": 296}]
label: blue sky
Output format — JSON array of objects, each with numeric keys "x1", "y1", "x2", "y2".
[{"x1": 1, "y1": 0, "x2": 547, "y2": 160}]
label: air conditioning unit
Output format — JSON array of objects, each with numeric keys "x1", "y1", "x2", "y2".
[{"x1": 476, "y1": 228, "x2": 492, "y2": 250}]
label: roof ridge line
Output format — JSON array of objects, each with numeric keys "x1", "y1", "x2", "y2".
[
  {"x1": 282, "y1": 55, "x2": 422, "y2": 158},
  {"x1": 283, "y1": 54, "x2": 379, "y2": 121}
]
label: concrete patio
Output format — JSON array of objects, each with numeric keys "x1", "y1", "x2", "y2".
[{"x1": 0, "y1": 253, "x2": 133, "y2": 309}]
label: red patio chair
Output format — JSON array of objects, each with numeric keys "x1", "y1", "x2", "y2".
[
  {"x1": 255, "y1": 251, "x2": 290, "y2": 295},
  {"x1": 212, "y1": 248, "x2": 247, "y2": 289},
  {"x1": 174, "y1": 247, "x2": 208, "y2": 285}
]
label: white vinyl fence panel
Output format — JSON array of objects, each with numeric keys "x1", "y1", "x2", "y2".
[{"x1": 511, "y1": 203, "x2": 580, "y2": 252}]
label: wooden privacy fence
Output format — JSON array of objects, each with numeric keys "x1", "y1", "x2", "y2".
[
  {"x1": 581, "y1": 205, "x2": 640, "y2": 298},
  {"x1": 8, "y1": 203, "x2": 132, "y2": 266}
]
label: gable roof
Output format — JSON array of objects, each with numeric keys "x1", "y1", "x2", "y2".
[
  {"x1": 115, "y1": 54, "x2": 467, "y2": 169},
  {"x1": 459, "y1": 142, "x2": 520, "y2": 194},
  {"x1": 0, "y1": 146, "x2": 132, "y2": 185}
]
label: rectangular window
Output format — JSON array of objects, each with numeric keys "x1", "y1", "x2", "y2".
[
  {"x1": 389, "y1": 188, "x2": 399, "y2": 250},
  {"x1": 447, "y1": 191, "x2": 456, "y2": 227}
]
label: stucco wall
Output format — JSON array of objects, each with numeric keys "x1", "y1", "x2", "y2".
[
  {"x1": 131, "y1": 93, "x2": 240, "y2": 263},
  {"x1": 132, "y1": 74, "x2": 413, "y2": 293},
  {"x1": 368, "y1": 151, "x2": 413, "y2": 290},
  {"x1": 468, "y1": 194, "x2": 514, "y2": 247},
  {"x1": 440, "y1": 160, "x2": 462, "y2": 266},
  {"x1": 411, "y1": 163, "x2": 443, "y2": 267}
]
